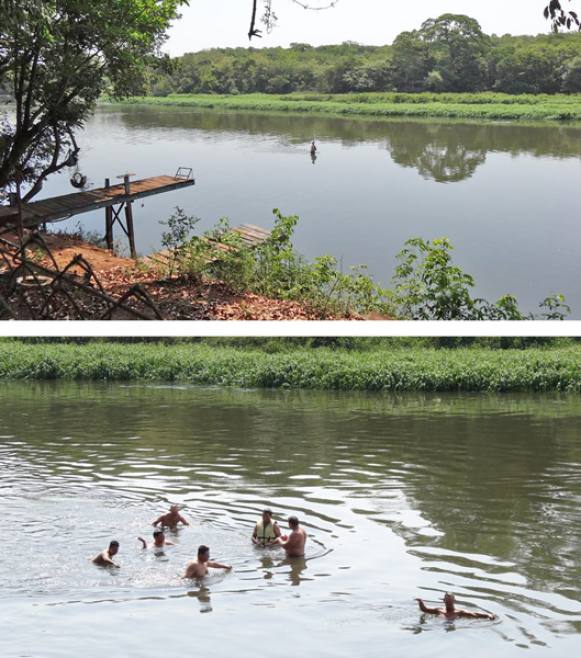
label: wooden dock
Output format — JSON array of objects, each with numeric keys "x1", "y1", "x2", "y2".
[
  {"x1": 150, "y1": 224, "x2": 271, "y2": 268},
  {"x1": 0, "y1": 175, "x2": 195, "y2": 229}
]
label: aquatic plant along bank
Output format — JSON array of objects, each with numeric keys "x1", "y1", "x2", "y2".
[
  {"x1": 2, "y1": 340, "x2": 581, "y2": 392},
  {"x1": 115, "y1": 92, "x2": 581, "y2": 123}
]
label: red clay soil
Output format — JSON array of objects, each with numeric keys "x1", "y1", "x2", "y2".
[{"x1": 35, "y1": 234, "x2": 358, "y2": 321}]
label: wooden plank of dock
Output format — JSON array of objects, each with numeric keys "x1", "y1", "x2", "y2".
[
  {"x1": 0, "y1": 175, "x2": 195, "y2": 229},
  {"x1": 149, "y1": 224, "x2": 272, "y2": 268}
]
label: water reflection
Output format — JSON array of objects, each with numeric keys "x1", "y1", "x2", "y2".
[
  {"x1": 187, "y1": 586, "x2": 212, "y2": 613},
  {"x1": 285, "y1": 557, "x2": 308, "y2": 587},
  {"x1": 112, "y1": 105, "x2": 581, "y2": 183},
  {"x1": 385, "y1": 124, "x2": 487, "y2": 182}
]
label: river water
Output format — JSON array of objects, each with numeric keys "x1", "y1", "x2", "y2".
[
  {"x1": 1, "y1": 383, "x2": 580, "y2": 657},
  {"x1": 37, "y1": 106, "x2": 581, "y2": 317}
]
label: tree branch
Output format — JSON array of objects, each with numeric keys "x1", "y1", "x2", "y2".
[
  {"x1": 248, "y1": 0, "x2": 339, "y2": 40},
  {"x1": 249, "y1": 0, "x2": 262, "y2": 39},
  {"x1": 22, "y1": 125, "x2": 75, "y2": 202}
]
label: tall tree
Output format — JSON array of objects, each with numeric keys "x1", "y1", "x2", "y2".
[
  {"x1": 419, "y1": 14, "x2": 490, "y2": 92},
  {"x1": 391, "y1": 31, "x2": 431, "y2": 92},
  {"x1": 0, "y1": 0, "x2": 187, "y2": 200}
]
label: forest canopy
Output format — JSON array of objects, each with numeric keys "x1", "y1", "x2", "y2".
[{"x1": 148, "y1": 14, "x2": 581, "y2": 96}]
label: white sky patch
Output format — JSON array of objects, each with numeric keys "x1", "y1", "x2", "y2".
[{"x1": 165, "y1": 0, "x2": 553, "y2": 56}]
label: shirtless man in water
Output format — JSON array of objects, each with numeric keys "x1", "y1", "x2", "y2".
[
  {"x1": 416, "y1": 593, "x2": 496, "y2": 620},
  {"x1": 275, "y1": 516, "x2": 307, "y2": 557},
  {"x1": 183, "y1": 545, "x2": 232, "y2": 579},
  {"x1": 92, "y1": 540, "x2": 120, "y2": 568},
  {"x1": 152, "y1": 504, "x2": 189, "y2": 529},
  {"x1": 138, "y1": 529, "x2": 175, "y2": 550}
]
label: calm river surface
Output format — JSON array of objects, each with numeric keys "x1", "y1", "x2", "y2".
[
  {"x1": 1, "y1": 383, "x2": 580, "y2": 657},
  {"x1": 38, "y1": 106, "x2": 581, "y2": 317}
]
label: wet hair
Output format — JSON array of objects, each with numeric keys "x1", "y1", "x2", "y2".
[
  {"x1": 109, "y1": 540, "x2": 120, "y2": 548},
  {"x1": 153, "y1": 529, "x2": 164, "y2": 537},
  {"x1": 262, "y1": 509, "x2": 273, "y2": 516},
  {"x1": 288, "y1": 516, "x2": 299, "y2": 528},
  {"x1": 198, "y1": 544, "x2": 209, "y2": 557}
]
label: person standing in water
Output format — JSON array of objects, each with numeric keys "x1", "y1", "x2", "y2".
[
  {"x1": 416, "y1": 593, "x2": 496, "y2": 620},
  {"x1": 138, "y1": 529, "x2": 175, "y2": 550},
  {"x1": 276, "y1": 516, "x2": 307, "y2": 557},
  {"x1": 310, "y1": 140, "x2": 317, "y2": 164},
  {"x1": 252, "y1": 509, "x2": 281, "y2": 546},
  {"x1": 152, "y1": 504, "x2": 189, "y2": 529},
  {"x1": 183, "y1": 545, "x2": 232, "y2": 579},
  {"x1": 92, "y1": 540, "x2": 120, "y2": 568}
]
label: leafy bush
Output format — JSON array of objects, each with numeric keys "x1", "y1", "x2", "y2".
[{"x1": 392, "y1": 237, "x2": 570, "y2": 320}]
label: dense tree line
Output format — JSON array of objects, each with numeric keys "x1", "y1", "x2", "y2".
[{"x1": 149, "y1": 14, "x2": 581, "y2": 96}]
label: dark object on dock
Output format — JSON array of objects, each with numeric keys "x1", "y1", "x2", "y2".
[
  {"x1": 70, "y1": 172, "x2": 88, "y2": 189},
  {"x1": 0, "y1": 168, "x2": 195, "y2": 259}
]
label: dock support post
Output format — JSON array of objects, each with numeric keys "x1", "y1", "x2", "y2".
[
  {"x1": 123, "y1": 175, "x2": 137, "y2": 259},
  {"x1": 104, "y1": 178, "x2": 114, "y2": 250}
]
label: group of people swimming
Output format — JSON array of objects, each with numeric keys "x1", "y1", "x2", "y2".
[
  {"x1": 91, "y1": 506, "x2": 307, "y2": 581},
  {"x1": 91, "y1": 504, "x2": 495, "y2": 621}
]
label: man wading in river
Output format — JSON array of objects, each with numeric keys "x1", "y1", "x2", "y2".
[
  {"x1": 152, "y1": 504, "x2": 189, "y2": 529},
  {"x1": 138, "y1": 529, "x2": 175, "y2": 551},
  {"x1": 183, "y1": 545, "x2": 232, "y2": 579},
  {"x1": 252, "y1": 509, "x2": 281, "y2": 546},
  {"x1": 416, "y1": 593, "x2": 496, "y2": 620},
  {"x1": 92, "y1": 540, "x2": 120, "y2": 568},
  {"x1": 276, "y1": 516, "x2": 307, "y2": 557}
]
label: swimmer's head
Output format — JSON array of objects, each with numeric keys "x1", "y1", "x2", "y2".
[
  {"x1": 153, "y1": 529, "x2": 165, "y2": 541},
  {"x1": 170, "y1": 504, "x2": 179, "y2": 513},
  {"x1": 443, "y1": 592, "x2": 456, "y2": 611},
  {"x1": 109, "y1": 540, "x2": 120, "y2": 555},
  {"x1": 288, "y1": 516, "x2": 299, "y2": 529},
  {"x1": 262, "y1": 509, "x2": 273, "y2": 523},
  {"x1": 198, "y1": 545, "x2": 210, "y2": 562}
]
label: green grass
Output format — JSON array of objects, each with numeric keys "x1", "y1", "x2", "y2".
[
  {"x1": 1, "y1": 340, "x2": 581, "y2": 392},
  {"x1": 114, "y1": 92, "x2": 581, "y2": 122}
]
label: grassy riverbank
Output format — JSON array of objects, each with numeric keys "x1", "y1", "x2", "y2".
[
  {"x1": 116, "y1": 92, "x2": 581, "y2": 122},
  {"x1": 1, "y1": 340, "x2": 580, "y2": 392}
]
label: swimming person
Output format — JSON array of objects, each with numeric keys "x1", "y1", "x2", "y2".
[
  {"x1": 152, "y1": 504, "x2": 189, "y2": 529},
  {"x1": 275, "y1": 516, "x2": 307, "y2": 557},
  {"x1": 252, "y1": 509, "x2": 281, "y2": 546},
  {"x1": 184, "y1": 545, "x2": 232, "y2": 579},
  {"x1": 138, "y1": 529, "x2": 175, "y2": 550},
  {"x1": 92, "y1": 540, "x2": 120, "y2": 568},
  {"x1": 416, "y1": 593, "x2": 496, "y2": 620}
]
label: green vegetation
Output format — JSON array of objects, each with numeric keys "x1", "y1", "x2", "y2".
[
  {"x1": 155, "y1": 207, "x2": 569, "y2": 320},
  {"x1": 0, "y1": 0, "x2": 187, "y2": 199},
  {"x1": 1, "y1": 339, "x2": 581, "y2": 392},
  {"x1": 146, "y1": 15, "x2": 581, "y2": 98},
  {"x1": 118, "y1": 91, "x2": 581, "y2": 122}
]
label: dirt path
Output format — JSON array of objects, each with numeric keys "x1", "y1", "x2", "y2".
[{"x1": 32, "y1": 233, "x2": 348, "y2": 320}]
